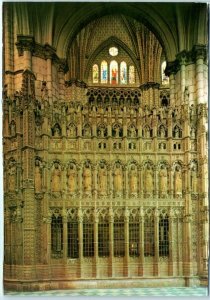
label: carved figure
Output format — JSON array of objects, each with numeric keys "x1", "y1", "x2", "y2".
[
  {"x1": 144, "y1": 165, "x2": 153, "y2": 193},
  {"x1": 10, "y1": 121, "x2": 16, "y2": 136},
  {"x1": 174, "y1": 166, "x2": 182, "y2": 194},
  {"x1": 191, "y1": 166, "x2": 197, "y2": 193},
  {"x1": 113, "y1": 163, "x2": 123, "y2": 193},
  {"x1": 8, "y1": 163, "x2": 16, "y2": 191},
  {"x1": 129, "y1": 126, "x2": 136, "y2": 138},
  {"x1": 159, "y1": 165, "x2": 167, "y2": 193},
  {"x1": 191, "y1": 128, "x2": 196, "y2": 139},
  {"x1": 83, "y1": 126, "x2": 91, "y2": 137},
  {"x1": 54, "y1": 125, "x2": 61, "y2": 137},
  {"x1": 83, "y1": 164, "x2": 92, "y2": 192},
  {"x1": 67, "y1": 164, "x2": 77, "y2": 193},
  {"x1": 98, "y1": 165, "x2": 107, "y2": 194},
  {"x1": 35, "y1": 159, "x2": 42, "y2": 192},
  {"x1": 130, "y1": 165, "x2": 138, "y2": 193},
  {"x1": 160, "y1": 126, "x2": 165, "y2": 138},
  {"x1": 68, "y1": 125, "x2": 76, "y2": 137},
  {"x1": 51, "y1": 163, "x2": 61, "y2": 192}
]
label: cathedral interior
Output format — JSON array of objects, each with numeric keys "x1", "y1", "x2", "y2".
[{"x1": 3, "y1": 2, "x2": 209, "y2": 291}]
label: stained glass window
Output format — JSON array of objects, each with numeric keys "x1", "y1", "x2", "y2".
[
  {"x1": 120, "y1": 61, "x2": 127, "y2": 84},
  {"x1": 92, "y1": 64, "x2": 99, "y2": 83},
  {"x1": 129, "y1": 65, "x2": 135, "y2": 84},
  {"x1": 110, "y1": 60, "x2": 118, "y2": 84},
  {"x1": 161, "y1": 61, "x2": 169, "y2": 85},
  {"x1": 101, "y1": 60, "x2": 108, "y2": 83}
]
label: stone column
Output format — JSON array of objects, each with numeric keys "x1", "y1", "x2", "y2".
[
  {"x1": 108, "y1": 207, "x2": 114, "y2": 277},
  {"x1": 77, "y1": 165, "x2": 83, "y2": 199},
  {"x1": 46, "y1": 58, "x2": 52, "y2": 104},
  {"x1": 180, "y1": 55, "x2": 186, "y2": 104},
  {"x1": 93, "y1": 165, "x2": 97, "y2": 200},
  {"x1": 168, "y1": 208, "x2": 174, "y2": 276},
  {"x1": 139, "y1": 167, "x2": 143, "y2": 198},
  {"x1": 169, "y1": 167, "x2": 173, "y2": 197},
  {"x1": 195, "y1": 46, "x2": 206, "y2": 104},
  {"x1": 124, "y1": 208, "x2": 129, "y2": 277},
  {"x1": 78, "y1": 208, "x2": 83, "y2": 278},
  {"x1": 139, "y1": 207, "x2": 144, "y2": 276},
  {"x1": 182, "y1": 214, "x2": 193, "y2": 283},
  {"x1": 108, "y1": 165, "x2": 113, "y2": 198},
  {"x1": 154, "y1": 166, "x2": 158, "y2": 197},
  {"x1": 124, "y1": 165, "x2": 128, "y2": 198},
  {"x1": 62, "y1": 210, "x2": 67, "y2": 260},
  {"x1": 169, "y1": 73, "x2": 176, "y2": 106},
  {"x1": 154, "y1": 208, "x2": 159, "y2": 276},
  {"x1": 93, "y1": 210, "x2": 98, "y2": 278},
  {"x1": 24, "y1": 49, "x2": 32, "y2": 71}
]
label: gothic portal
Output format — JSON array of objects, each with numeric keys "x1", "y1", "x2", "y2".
[{"x1": 3, "y1": 2, "x2": 209, "y2": 291}]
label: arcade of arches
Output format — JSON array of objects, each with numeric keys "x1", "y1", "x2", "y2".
[{"x1": 3, "y1": 2, "x2": 209, "y2": 291}]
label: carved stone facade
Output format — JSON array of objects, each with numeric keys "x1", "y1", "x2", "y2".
[{"x1": 3, "y1": 2, "x2": 208, "y2": 291}]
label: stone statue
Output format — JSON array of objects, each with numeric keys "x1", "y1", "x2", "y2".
[
  {"x1": 174, "y1": 166, "x2": 182, "y2": 194},
  {"x1": 113, "y1": 163, "x2": 123, "y2": 193},
  {"x1": 130, "y1": 165, "x2": 138, "y2": 193},
  {"x1": 83, "y1": 164, "x2": 92, "y2": 192},
  {"x1": 8, "y1": 163, "x2": 16, "y2": 191},
  {"x1": 98, "y1": 164, "x2": 107, "y2": 194},
  {"x1": 160, "y1": 126, "x2": 165, "y2": 138},
  {"x1": 35, "y1": 159, "x2": 42, "y2": 192},
  {"x1": 159, "y1": 165, "x2": 167, "y2": 193},
  {"x1": 67, "y1": 164, "x2": 77, "y2": 193},
  {"x1": 10, "y1": 121, "x2": 16, "y2": 136},
  {"x1": 83, "y1": 126, "x2": 91, "y2": 137},
  {"x1": 68, "y1": 125, "x2": 76, "y2": 137},
  {"x1": 51, "y1": 163, "x2": 61, "y2": 192},
  {"x1": 54, "y1": 125, "x2": 61, "y2": 137},
  {"x1": 144, "y1": 165, "x2": 153, "y2": 193},
  {"x1": 191, "y1": 127, "x2": 196, "y2": 139},
  {"x1": 174, "y1": 127, "x2": 180, "y2": 138},
  {"x1": 145, "y1": 127, "x2": 150, "y2": 138},
  {"x1": 129, "y1": 126, "x2": 136, "y2": 138},
  {"x1": 191, "y1": 166, "x2": 197, "y2": 193}
]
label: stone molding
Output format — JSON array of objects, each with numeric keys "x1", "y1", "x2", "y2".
[
  {"x1": 16, "y1": 35, "x2": 68, "y2": 73},
  {"x1": 165, "y1": 45, "x2": 207, "y2": 76}
]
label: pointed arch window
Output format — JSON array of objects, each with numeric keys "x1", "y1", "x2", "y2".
[
  {"x1": 101, "y1": 60, "x2": 108, "y2": 83},
  {"x1": 110, "y1": 60, "x2": 118, "y2": 84},
  {"x1": 93, "y1": 64, "x2": 99, "y2": 83},
  {"x1": 120, "y1": 61, "x2": 127, "y2": 84},
  {"x1": 129, "y1": 65, "x2": 135, "y2": 84}
]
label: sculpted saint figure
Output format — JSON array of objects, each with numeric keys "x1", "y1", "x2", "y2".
[
  {"x1": 144, "y1": 165, "x2": 153, "y2": 193},
  {"x1": 174, "y1": 166, "x2": 182, "y2": 194},
  {"x1": 98, "y1": 164, "x2": 107, "y2": 194},
  {"x1": 67, "y1": 164, "x2": 77, "y2": 193},
  {"x1": 51, "y1": 163, "x2": 61, "y2": 192},
  {"x1": 8, "y1": 163, "x2": 16, "y2": 191},
  {"x1": 35, "y1": 159, "x2": 42, "y2": 192},
  {"x1": 159, "y1": 165, "x2": 167, "y2": 193},
  {"x1": 191, "y1": 166, "x2": 197, "y2": 193},
  {"x1": 113, "y1": 163, "x2": 123, "y2": 193},
  {"x1": 83, "y1": 164, "x2": 92, "y2": 192},
  {"x1": 10, "y1": 121, "x2": 16, "y2": 136},
  {"x1": 130, "y1": 165, "x2": 138, "y2": 193}
]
